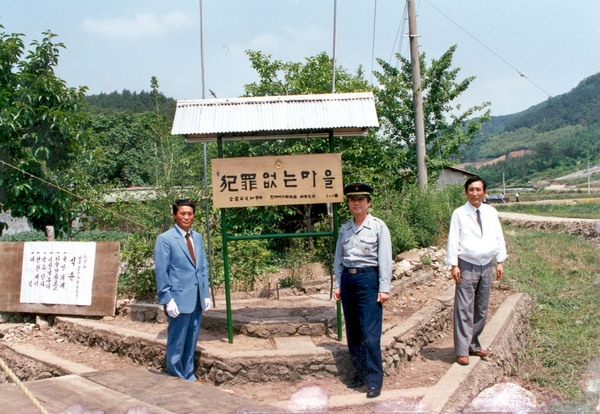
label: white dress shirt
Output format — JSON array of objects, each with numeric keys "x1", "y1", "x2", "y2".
[
  {"x1": 175, "y1": 225, "x2": 194, "y2": 249},
  {"x1": 444, "y1": 202, "x2": 507, "y2": 267}
]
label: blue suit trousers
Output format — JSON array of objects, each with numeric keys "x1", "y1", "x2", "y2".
[
  {"x1": 340, "y1": 267, "x2": 383, "y2": 389},
  {"x1": 165, "y1": 298, "x2": 202, "y2": 381}
]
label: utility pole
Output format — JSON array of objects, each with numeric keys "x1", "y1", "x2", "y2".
[
  {"x1": 407, "y1": 0, "x2": 427, "y2": 189},
  {"x1": 199, "y1": 0, "x2": 215, "y2": 305}
]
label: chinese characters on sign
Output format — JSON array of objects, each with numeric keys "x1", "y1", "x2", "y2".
[
  {"x1": 20, "y1": 242, "x2": 96, "y2": 306},
  {"x1": 211, "y1": 153, "x2": 344, "y2": 208}
]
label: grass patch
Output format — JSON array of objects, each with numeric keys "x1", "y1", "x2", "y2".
[
  {"x1": 496, "y1": 200, "x2": 599, "y2": 219},
  {"x1": 503, "y1": 226, "x2": 600, "y2": 405}
]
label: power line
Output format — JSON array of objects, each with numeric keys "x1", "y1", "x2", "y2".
[
  {"x1": 0, "y1": 159, "x2": 154, "y2": 233},
  {"x1": 423, "y1": 0, "x2": 552, "y2": 98},
  {"x1": 370, "y1": 0, "x2": 378, "y2": 85},
  {"x1": 388, "y1": 1, "x2": 408, "y2": 67}
]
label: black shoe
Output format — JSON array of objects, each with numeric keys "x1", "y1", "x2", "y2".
[
  {"x1": 347, "y1": 378, "x2": 365, "y2": 389},
  {"x1": 366, "y1": 388, "x2": 381, "y2": 398}
]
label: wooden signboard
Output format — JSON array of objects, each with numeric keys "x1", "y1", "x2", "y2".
[
  {"x1": 0, "y1": 242, "x2": 120, "y2": 316},
  {"x1": 211, "y1": 153, "x2": 344, "y2": 208}
]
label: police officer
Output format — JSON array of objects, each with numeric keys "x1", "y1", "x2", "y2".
[{"x1": 333, "y1": 183, "x2": 393, "y2": 399}]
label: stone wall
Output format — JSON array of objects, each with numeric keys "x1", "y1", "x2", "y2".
[
  {"x1": 499, "y1": 213, "x2": 599, "y2": 239},
  {"x1": 0, "y1": 346, "x2": 66, "y2": 383},
  {"x1": 443, "y1": 293, "x2": 533, "y2": 413},
  {"x1": 382, "y1": 287, "x2": 454, "y2": 374}
]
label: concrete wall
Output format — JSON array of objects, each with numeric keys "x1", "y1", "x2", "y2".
[{"x1": 0, "y1": 210, "x2": 33, "y2": 235}]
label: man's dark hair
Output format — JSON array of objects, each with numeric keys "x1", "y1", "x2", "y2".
[
  {"x1": 172, "y1": 199, "x2": 196, "y2": 214},
  {"x1": 464, "y1": 176, "x2": 487, "y2": 192}
]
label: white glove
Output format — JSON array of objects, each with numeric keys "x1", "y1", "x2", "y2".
[
  {"x1": 204, "y1": 298, "x2": 212, "y2": 311},
  {"x1": 166, "y1": 298, "x2": 180, "y2": 318}
]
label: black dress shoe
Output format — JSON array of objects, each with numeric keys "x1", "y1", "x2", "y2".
[
  {"x1": 347, "y1": 378, "x2": 365, "y2": 389},
  {"x1": 366, "y1": 388, "x2": 381, "y2": 398}
]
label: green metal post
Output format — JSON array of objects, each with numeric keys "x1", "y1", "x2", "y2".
[
  {"x1": 327, "y1": 131, "x2": 343, "y2": 341},
  {"x1": 218, "y1": 137, "x2": 234, "y2": 344},
  {"x1": 222, "y1": 210, "x2": 234, "y2": 344}
]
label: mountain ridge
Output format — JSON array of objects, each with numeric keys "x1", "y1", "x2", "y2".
[{"x1": 459, "y1": 72, "x2": 599, "y2": 187}]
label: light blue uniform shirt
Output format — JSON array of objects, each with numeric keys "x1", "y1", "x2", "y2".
[{"x1": 334, "y1": 214, "x2": 393, "y2": 293}]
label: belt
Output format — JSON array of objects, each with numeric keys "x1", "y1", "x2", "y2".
[
  {"x1": 345, "y1": 266, "x2": 378, "y2": 275},
  {"x1": 458, "y1": 258, "x2": 492, "y2": 270}
]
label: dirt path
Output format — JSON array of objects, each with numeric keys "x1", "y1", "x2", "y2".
[{"x1": 499, "y1": 211, "x2": 598, "y2": 223}]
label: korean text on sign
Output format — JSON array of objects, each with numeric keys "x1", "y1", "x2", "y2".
[
  {"x1": 211, "y1": 153, "x2": 344, "y2": 208},
  {"x1": 19, "y1": 242, "x2": 96, "y2": 306}
]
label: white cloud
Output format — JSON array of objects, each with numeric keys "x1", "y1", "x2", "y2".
[
  {"x1": 82, "y1": 11, "x2": 193, "y2": 39},
  {"x1": 246, "y1": 32, "x2": 282, "y2": 53},
  {"x1": 234, "y1": 24, "x2": 330, "y2": 65}
]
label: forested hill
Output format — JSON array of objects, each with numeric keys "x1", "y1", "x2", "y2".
[
  {"x1": 85, "y1": 90, "x2": 177, "y2": 118},
  {"x1": 502, "y1": 72, "x2": 600, "y2": 132},
  {"x1": 461, "y1": 72, "x2": 600, "y2": 163},
  {"x1": 459, "y1": 72, "x2": 599, "y2": 187}
]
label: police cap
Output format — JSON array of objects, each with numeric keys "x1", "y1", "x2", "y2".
[{"x1": 344, "y1": 183, "x2": 373, "y2": 199}]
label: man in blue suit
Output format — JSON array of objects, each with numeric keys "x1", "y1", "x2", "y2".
[{"x1": 154, "y1": 199, "x2": 211, "y2": 381}]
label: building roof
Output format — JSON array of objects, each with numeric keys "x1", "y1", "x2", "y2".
[
  {"x1": 443, "y1": 166, "x2": 477, "y2": 176},
  {"x1": 171, "y1": 92, "x2": 379, "y2": 143}
]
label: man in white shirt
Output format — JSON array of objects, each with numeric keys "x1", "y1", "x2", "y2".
[{"x1": 445, "y1": 176, "x2": 507, "y2": 366}]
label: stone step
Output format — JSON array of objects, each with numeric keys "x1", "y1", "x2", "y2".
[
  {"x1": 50, "y1": 280, "x2": 456, "y2": 385},
  {"x1": 2, "y1": 248, "x2": 457, "y2": 386},
  {"x1": 0, "y1": 292, "x2": 533, "y2": 413}
]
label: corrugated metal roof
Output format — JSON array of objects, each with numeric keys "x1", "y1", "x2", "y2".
[{"x1": 171, "y1": 92, "x2": 379, "y2": 142}]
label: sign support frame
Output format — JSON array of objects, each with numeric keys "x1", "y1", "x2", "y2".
[{"x1": 217, "y1": 132, "x2": 342, "y2": 344}]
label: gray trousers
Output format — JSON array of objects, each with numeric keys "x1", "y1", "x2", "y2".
[{"x1": 453, "y1": 258, "x2": 493, "y2": 356}]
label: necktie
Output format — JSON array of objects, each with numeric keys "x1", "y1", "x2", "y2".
[
  {"x1": 476, "y1": 209, "x2": 483, "y2": 235},
  {"x1": 185, "y1": 233, "x2": 196, "y2": 267}
]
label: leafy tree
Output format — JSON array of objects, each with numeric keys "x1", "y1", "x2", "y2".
[
  {"x1": 229, "y1": 51, "x2": 390, "y2": 241},
  {"x1": 84, "y1": 77, "x2": 212, "y2": 296},
  {"x1": 244, "y1": 50, "x2": 370, "y2": 97},
  {"x1": 0, "y1": 27, "x2": 89, "y2": 236},
  {"x1": 374, "y1": 45, "x2": 491, "y2": 183},
  {"x1": 84, "y1": 77, "x2": 207, "y2": 190},
  {"x1": 85, "y1": 88, "x2": 176, "y2": 118},
  {"x1": 224, "y1": 48, "x2": 485, "y2": 245}
]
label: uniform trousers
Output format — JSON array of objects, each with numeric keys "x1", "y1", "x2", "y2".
[
  {"x1": 340, "y1": 267, "x2": 383, "y2": 389},
  {"x1": 165, "y1": 297, "x2": 202, "y2": 381},
  {"x1": 453, "y1": 258, "x2": 493, "y2": 356}
]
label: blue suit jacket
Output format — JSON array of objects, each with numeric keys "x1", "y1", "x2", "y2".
[{"x1": 154, "y1": 226, "x2": 210, "y2": 313}]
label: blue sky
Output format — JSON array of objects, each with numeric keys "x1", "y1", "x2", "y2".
[{"x1": 1, "y1": 0, "x2": 598, "y2": 116}]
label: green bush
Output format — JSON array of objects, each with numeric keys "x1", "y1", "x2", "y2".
[
  {"x1": 69, "y1": 230, "x2": 128, "y2": 242},
  {"x1": 376, "y1": 208, "x2": 417, "y2": 255},
  {"x1": 213, "y1": 238, "x2": 279, "y2": 291},
  {"x1": 118, "y1": 232, "x2": 156, "y2": 300},
  {"x1": 420, "y1": 255, "x2": 432, "y2": 266},
  {"x1": 372, "y1": 184, "x2": 463, "y2": 255},
  {"x1": 403, "y1": 186, "x2": 448, "y2": 247},
  {"x1": 279, "y1": 276, "x2": 302, "y2": 289},
  {"x1": 0, "y1": 229, "x2": 129, "y2": 243},
  {"x1": 0, "y1": 231, "x2": 47, "y2": 242}
]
